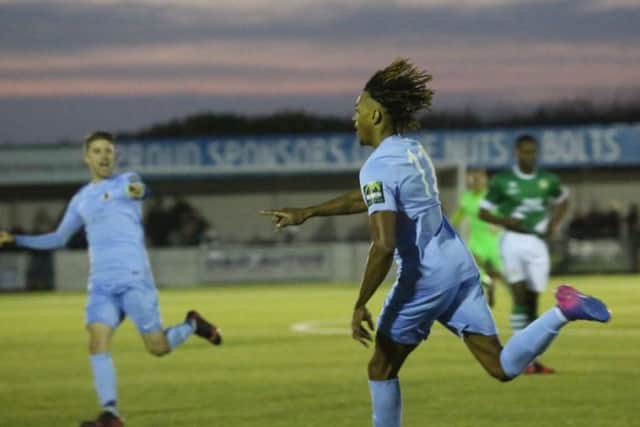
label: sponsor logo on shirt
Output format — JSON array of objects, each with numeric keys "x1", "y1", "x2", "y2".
[
  {"x1": 507, "y1": 181, "x2": 519, "y2": 195},
  {"x1": 363, "y1": 181, "x2": 385, "y2": 206}
]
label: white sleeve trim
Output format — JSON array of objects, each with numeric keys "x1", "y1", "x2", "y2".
[
  {"x1": 368, "y1": 206, "x2": 398, "y2": 216},
  {"x1": 479, "y1": 199, "x2": 497, "y2": 211},
  {"x1": 550, "y1": 186, "x2": 569, "y2": 204}
]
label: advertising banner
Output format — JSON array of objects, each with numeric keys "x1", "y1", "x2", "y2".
[
  {"x1": 2, "y1": 123, "x2": 639, "y2": 184},
  {"x1": 199, "y1": 245, "x2": 333, "y2": 282}
]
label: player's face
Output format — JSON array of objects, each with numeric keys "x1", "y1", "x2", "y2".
[
  {"x1": 352, "y1": 92, "x2": 376, "y2": 146},
  {"x1": 84, "y1": 139, "x2": 116, "y2": 180},
  {"x1": 516, "y1": 140, "x2": 538, "y2": 172},
  {"x1": 467, "y1": 170, "x2": 487, "y2": 191}
]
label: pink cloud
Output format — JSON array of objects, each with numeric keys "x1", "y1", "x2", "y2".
[{"x1": 0, "y1": 39, "x2": 638, "y2": 100}]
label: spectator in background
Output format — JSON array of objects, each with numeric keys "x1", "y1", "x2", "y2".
[
  {"x1": 144, "y1": 196, "x2": 172, "y2": 247},
  {"x1": 567, "y1": 209, "x2": 588, "y2": 239},
  {"x1": 168, "y1": 211, "x2": 210, "y2": 247},
  {"x1": 26, "y1": 209, "x2": 55, "y2": 290},
  {"x1": 165, "y1": 196, "x2": 211, "y2": 246},
  {"x1": 568, "y1": 202, "x2": 633, "y2": 240},
  {"x1": 584, "y1": 202, "x2": 603, "y2": 238},
  {"x1": 167, "y1": 196, "x2": 196, "y2": 227},
  {"x1": 627, "y1": 204, "x2": 639, "y2": 272},
  {"x1": 603, "y1": 202, "x2": 621, "y2": 238},
  {"x1": 626, "y1": 203, "x2": 638, "y2": 236}
]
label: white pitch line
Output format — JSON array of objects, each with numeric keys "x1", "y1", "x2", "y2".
[{"x1": 291, "y1": 320, "x2": 350, "y2": 336}]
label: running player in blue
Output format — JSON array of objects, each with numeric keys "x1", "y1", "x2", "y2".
[
  {"x1": 261, "y1": 58, "x2": 611, "y2": 427},
  {"x1": 0, "y1": 131, "x2": 222, "y2": 427}
]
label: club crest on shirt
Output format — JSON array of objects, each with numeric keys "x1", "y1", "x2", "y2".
[
  {"x1": 363, "y1": 181, "x2": 385, "y2": 206},
  {"x1": 538, "y1": 179, "x2": 549, "y2": 190},
  {"x1": 102, "y1": 192, "x2": 111, "y2": 201}
]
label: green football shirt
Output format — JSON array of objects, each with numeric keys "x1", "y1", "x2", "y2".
[
  {"x1": 481, "y1": 167, "x2": 567, "y2": 235},
  {"x1": 459, "y1": 190, "x2": 500, "y2": 248}
]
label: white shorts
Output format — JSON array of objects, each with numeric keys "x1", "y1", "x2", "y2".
[{"x1": 499, "y1": 231, "x2": 550, "y2": 292}]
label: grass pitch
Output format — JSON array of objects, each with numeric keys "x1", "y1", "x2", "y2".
[{"x1": 0, "y1": 275, "x2": 637, "y2": 427}]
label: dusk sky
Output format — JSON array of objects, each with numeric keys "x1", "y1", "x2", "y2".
[{"x1": 1, "y1": 0, "x2": 639, "y2": 143}]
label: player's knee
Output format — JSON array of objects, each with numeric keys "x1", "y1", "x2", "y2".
[
  {"x1": 148, "y1": 347, "x2": 170, "y2": 357},
  {"x1": 368, "y1": 356, "x2": 394, "y2": 380},
  {"x1": 486, "y1": 365, "x2": 512, "y2": 382},
  {"x1": 88, "y1": 338, "x2": 109, "y2": 354},
  {"x1": 88, "y1": 342, "x2": 104, "y2": 354},
  {"x1": 146, "y1": 342, "x2": 170, "y2": 357}
]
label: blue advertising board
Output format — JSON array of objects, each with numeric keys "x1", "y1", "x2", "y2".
[
  {"x1": 1, "y1": 123, "x2": 639, "y2": 185},
  {"x1": 116, "y1": 123, "x2": 640, "y2": 176}
]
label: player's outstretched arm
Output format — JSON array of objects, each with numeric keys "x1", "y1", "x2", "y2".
[
  {"x1": 0, "y1": 231, "x2": 15, "y2": 247},
  {"x1": 13, "y1": 199, "x2": 83, "y2": 250},
  {"x1": 260, "y1": 188, "x2": 367, "y2": 229}
]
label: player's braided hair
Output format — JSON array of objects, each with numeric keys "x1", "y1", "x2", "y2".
[{"x1": 364, "y1": 58, "x2": 434, "y2": 133}]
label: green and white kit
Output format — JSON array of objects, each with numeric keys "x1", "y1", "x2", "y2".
[{"x1": 481, "y1": 166, "x2": 568, "y2": 290}]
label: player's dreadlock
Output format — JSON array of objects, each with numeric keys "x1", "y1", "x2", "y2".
[{"x1": 364, "y1": 58, "x2": 434, "y2": 133}]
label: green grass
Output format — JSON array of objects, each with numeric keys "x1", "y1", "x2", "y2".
[{"x1": 0, "y1": 275, "x2": 637, "y2": 427}]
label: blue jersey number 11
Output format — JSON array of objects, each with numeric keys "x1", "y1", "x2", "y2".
[{"x1": 407, "y1": 144, "x2": 439, "y2": 197}]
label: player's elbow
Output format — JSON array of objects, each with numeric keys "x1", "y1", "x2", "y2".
[{"x1": 372, "y1": 238, "x2": 395, "y2": 255}]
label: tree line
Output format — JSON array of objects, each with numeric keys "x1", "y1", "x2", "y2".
[{"x1": 122, "y1": 98, "x2": 640, "y2": 139}]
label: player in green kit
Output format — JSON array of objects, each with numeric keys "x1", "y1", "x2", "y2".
[
  {"x1": 479, "y1": 135, "x2": 569, "y2": 374},
  {"x1": 452, "y1": 169, "x2": 503, "y2": 307}
]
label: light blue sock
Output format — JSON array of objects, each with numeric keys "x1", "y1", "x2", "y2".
[
  {"x1": 164, "y1": 321, "x2": 194, "y2": 350},
  {"x1": 90, "y1": 353, "x2": 117, "y2": 414},
  {"x1": 500, "y1": 307, "x2": 568, "y2": 378},
  {"x1": 369, "y1": 379, "x2": 402, "y2": 427}
]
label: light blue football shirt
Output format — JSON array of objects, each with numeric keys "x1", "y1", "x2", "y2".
[
  {"x1": 359, "y1": 135, "x2": 478, "y2": 289},
  {"x1": 15, "y1": 172, "x2": 153, "y2": 290}
]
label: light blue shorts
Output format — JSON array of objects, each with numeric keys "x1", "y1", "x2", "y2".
[
  {"x1": 377, "y1": 275, "x2": 497, "y2": 345},
  {"x1": 85, "y1": 281, "x2": 163, "y2": 335}
]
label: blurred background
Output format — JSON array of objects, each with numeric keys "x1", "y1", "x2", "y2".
[
  {"x1": 1, "y1": 2, "x2": 639, "y2": 427},
  {"x1": 1, "y1": 0, "x2": 639, "y2": 291}
]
